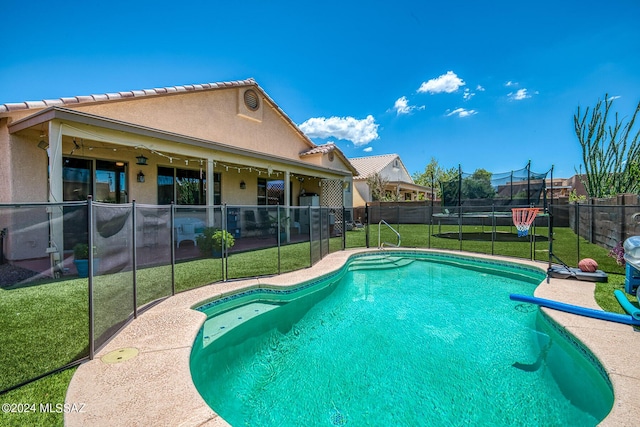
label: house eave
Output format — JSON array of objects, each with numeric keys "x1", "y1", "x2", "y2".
[{"x1": 9, "y1": 106, "x2": 351, "y2": 177}]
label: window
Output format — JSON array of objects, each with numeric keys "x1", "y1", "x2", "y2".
[
  {"x1": 257, "y1": 178, "x2": 291, "y2": 205},
  {"x1": 62, "y1": 157, "x2": 127, "y2": 250},
  {"x1": 95, "y1": 160, "x2": 127, "y2": 203},
  {"x1": 158, "y1": 167, "x2": 217, "y2": 205},
  {"x1": 63, "y1": 158, "x2": 92, "y2": 201},
  {"x1": 63, "y1": 157, "x2": 127, "y2": 203}
]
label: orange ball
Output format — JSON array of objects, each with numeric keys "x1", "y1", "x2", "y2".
[{"x1": 578, "y1": 258, "x2": 598, "y2": 273}]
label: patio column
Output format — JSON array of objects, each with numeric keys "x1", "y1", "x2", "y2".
[
  {"x1": 47, "y1": 121, "x2": 64, "y2": 275},
  {"x1": 206, "y1": 158, "x2": 215, "y2": 226},
  {"x1": 48, "y1": 121, "x2": 63, "y2": 204},
  {"x1": 206, "y1": 158, "x2": 215, "y2": 206},
  {"x1": 284, "y1": 170, "x2": 291, "y2": 242}
]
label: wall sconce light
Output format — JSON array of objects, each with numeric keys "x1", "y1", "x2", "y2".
[
  {"x1": 137, "y1": 171, "x2": 145, "y2": 183},
  {"x1": 38, "y1": 140, "x2": 49, "y2": 150},
  {"x1": 136, "y1": 154, "x2": 148, "y2": 165},
  {"x1": 240, "y1": 180, "x2": 246, "y2": 189}
]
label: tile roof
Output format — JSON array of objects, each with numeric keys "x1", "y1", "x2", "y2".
[
  {"x1": 349, "y1": 153, "x2": 400, "y2": 179},
  {"x1": 1, "y1": 78, "x2": 361, "y2": 175},
  {"x1": 299, "y1": 143, "x2": 359, "y2": 175},
  {"x1": 0, "y1": 79, "x2": 258, "y2": 114},
  {"x1": 299, "y1": 142, "x2": 337, "y2": 156}
]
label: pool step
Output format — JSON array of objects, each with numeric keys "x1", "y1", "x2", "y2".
[
  {"x1": 349, "y1": 255, "x2": 414, "y2": 271},
  {"x1": 201, "y1": 302, "x2": 280, "y2": 348}
]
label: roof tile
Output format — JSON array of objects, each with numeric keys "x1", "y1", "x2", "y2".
[
  {"x1": 300, "y1": 143, "x2": 335, "y2": 156},
  {"x1": 75, "y1": 95, "x2": 94, "y2": 103},
  {"x1": 43, "y1": 99, "x2": 65, "y2": 107},
  {"x1": 5, "y1": 102, "x2": 28, "y2": 111},
  {"x1": 0, "y1": 78, "x2": 258, "y2": 114},
  {"x1": 25, "y1": 101, "x2": 47, "y2": 109},
  {"x1": 60, "y1": 97, "x2": 79, "y2": 104},
  {"x1": 349, "y1": 154, "x2": 399, "y2": 179}
]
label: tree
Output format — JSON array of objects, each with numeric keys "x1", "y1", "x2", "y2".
[
  {"x1": 412, "y1": 157, "x2": 458, "y2": 198},
  {"x1": 574, "y1": 94, "x2": 640, "y2": 198},
  {"x1": 462, "y1": 169, "x2": 495, "y2": 199},
  {"x1": 366, "y1": 172, "x2": 390, "y2": 201}
]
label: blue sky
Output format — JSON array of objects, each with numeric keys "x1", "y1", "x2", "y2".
[{"x1": 2, "y1": 0, "x2": 639, "y2": 179}]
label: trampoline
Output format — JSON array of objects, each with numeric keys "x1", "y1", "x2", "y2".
[{"x1": 432, "y1": 210, "x2": 549, "y2": 239}]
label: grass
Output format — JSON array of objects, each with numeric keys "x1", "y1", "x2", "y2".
[
  {"x1": 0, "y1": 368, "x2": 76, "y2": 427},
  {"x1": 0, "y1": 224, "x2": 635, "y2": 426}
]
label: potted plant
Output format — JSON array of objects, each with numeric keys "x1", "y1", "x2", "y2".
[
  {"x1": 73, "y1": 243, "x2": 99, "y2": 278},
  {"x1": 196, "y1": 227, "x2": 235, "y2": 258}
]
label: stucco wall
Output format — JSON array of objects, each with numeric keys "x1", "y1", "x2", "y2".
[
  {"x1": 0, "y1": 118, "x2": 13, "y2": 203},
  {"x1": 71, "y1": 88, "x2": 313, "y2": 162}
]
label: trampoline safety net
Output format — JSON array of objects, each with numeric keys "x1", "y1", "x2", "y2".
[{"x1": 440, "y1": 163, "x2": 550, "y2": 207}]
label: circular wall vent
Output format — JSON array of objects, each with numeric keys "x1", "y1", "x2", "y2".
[{"x1": 244, "y1": 89, "x2": 260, "y2": 111}]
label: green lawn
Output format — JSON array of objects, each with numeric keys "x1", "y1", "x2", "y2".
[{"x1": 0, "y1": 225, "x2": 634, "y2": 427}]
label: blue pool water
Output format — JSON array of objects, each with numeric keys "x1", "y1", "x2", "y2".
[{"x1": 190, "y1": 252, "x2": 613, "y2": 426}]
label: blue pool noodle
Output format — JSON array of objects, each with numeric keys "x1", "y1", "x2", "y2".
[
  {"x1": 509, "y1": 293, "x2": 640, "y2": 326},
  {"x1": 613, "y1": 290, "x2": 640, "y2": 320}
]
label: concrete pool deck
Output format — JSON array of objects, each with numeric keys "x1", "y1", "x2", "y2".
[{"x1": 65, "y1": 248, "x2": 640, "y2": 426}]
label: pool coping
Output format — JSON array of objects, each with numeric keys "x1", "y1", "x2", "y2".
[{"x1": 65, "y1": 248, "x2": 640, "y2": 426}]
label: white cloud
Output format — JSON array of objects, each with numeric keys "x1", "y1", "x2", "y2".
[
  {"x1": 476, "y1": 85, "x2": 485, "y2": 91},
  {"x1": 508, "y1": 88, "x2": 531, "y2": 101},
  {"x1": 463, "y1": 88, "x2": 474, "y2": 101},
  {"x1": 608, "y1": 95, "x2": 621, "y2": 101},
  {"x1": 363, "y1": 147, "x2": 373, "y2": 152},
  {"x1": 446, "y1": 108, "x2": 477, "y2": 118},
  {"x1": 299, "y1": 115, "x2": 379, "y2": 146},
  {"x1": 505, "y1": 81, "x2": 517, "y2": 87},
  {"x1": 392, "y1": 96, "x2": 425, "y2": 115},
  {"x1": 418, "y1": 71, "x2": 465, "y2": 94}
]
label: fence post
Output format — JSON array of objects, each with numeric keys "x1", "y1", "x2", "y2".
[
  {"x1": 170, "y1": 203, "x2": 176, "y2": 295},
  {"x1": 365, "y1": 204, "x2": 370, "y2": 248},
  {"x1": 308, "y1": 205, "x2": 313, "y2": 266},
  {"x1": 87, "y1": 196, "x2": 95, "y2": 360},
  {"x1": 576, "y1": 202, "x2": 581, "y2": 265},
  {"x1": 222, "y1": 204, "x2": 227, "y2": 281},
  {"x1": 319, "y1": 207, "x2": 323, "y2": 259},
  {"x1": 491, "y1": 204, "x2": 495, "y2": 256},
  {"x1": 132, "y1": 200, "x2": 138, "y2": 319},
  {"x1": 621, "y1": 195, "x2": 626, "y2": 245},
  {"x1": 590, "y1": 198, "x2": 595, "y2": 245},
  {"x1": 277, "y1": 205, "x2": 281, "y2": 274},
  {"x1": 342, "y1": 206, "x2": 346, "y2": 250}
]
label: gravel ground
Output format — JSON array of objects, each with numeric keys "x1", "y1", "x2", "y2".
[{"x1": 0, "y1": 263, "x2": 40, "y2": 287}]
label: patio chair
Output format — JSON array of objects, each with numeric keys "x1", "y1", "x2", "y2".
[
  {"x1": 244, "y1": 210, "x2": 258, "y2": 236},
  {"x1": 257, "y1": 209, "x2": 274, "y2": 236},
  {"x1": 174, "y1": 217, "x2": 205, "y2": 247}
]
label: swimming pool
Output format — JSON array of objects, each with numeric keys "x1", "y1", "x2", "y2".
[{"x1": 190, "y1": 252, "x2": 613, "y2": 426}]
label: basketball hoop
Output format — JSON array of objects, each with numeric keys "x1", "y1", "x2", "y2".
[{"x1": 512, "y1": 207, "x2": 540, "y2": 237}]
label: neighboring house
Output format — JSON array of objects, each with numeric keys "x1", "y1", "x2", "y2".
[
  {"x1": 546, "y1": 175, "x2": 588, "y2": 199},
  {"x1": 0, "y1": 78, "x2": 357, "y2": 262},
  {"x1": 349, "y1": 154, "x2": 434, "y2": 206}
]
